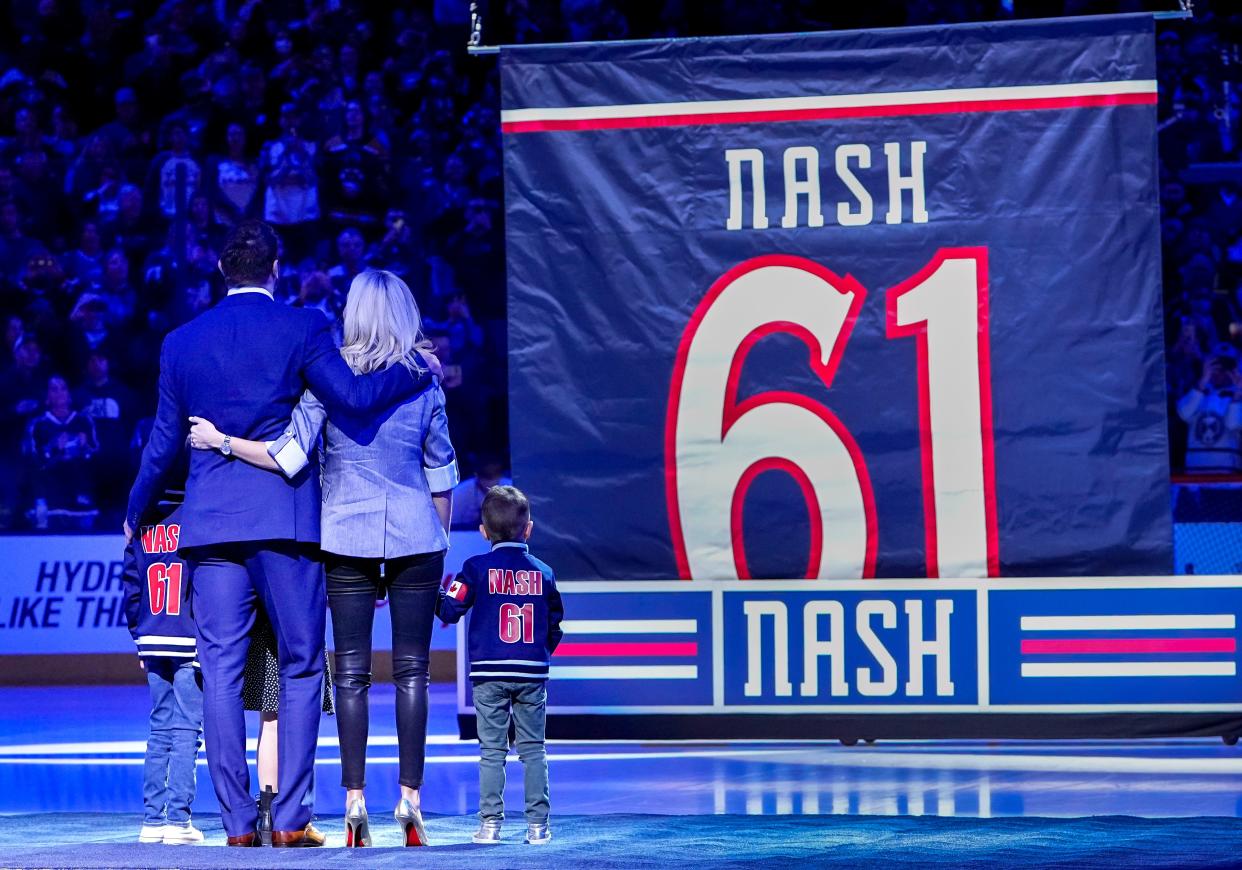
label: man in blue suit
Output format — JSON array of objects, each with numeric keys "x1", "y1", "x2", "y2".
[{"x1": 126, "y1": 221, "x2": 438, "y2": 847}]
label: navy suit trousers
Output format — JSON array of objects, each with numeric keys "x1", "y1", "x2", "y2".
[{"x1": 187, "y1": 541, "x2": 325, "y2": 836}]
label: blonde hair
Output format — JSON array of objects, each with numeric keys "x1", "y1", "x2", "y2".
[{"x1": 339, "y1": 269, "x2": 428, "y2": 375}]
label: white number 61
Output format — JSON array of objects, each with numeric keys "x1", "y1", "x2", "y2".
[{"x1": 665, "y1": 249, "x2": 997, "y2": 580}]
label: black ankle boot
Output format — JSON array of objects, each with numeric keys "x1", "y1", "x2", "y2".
[{"x1": 257, "y1": 787, "x2": 276, "y2": 846}]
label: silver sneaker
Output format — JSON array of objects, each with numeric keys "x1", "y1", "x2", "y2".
[
  {"x1": 472, "y1": 818, "x2": 503, "y2": 844},
  {"x1": 526, "y1": 822, "x2": 552, "y2": 845}
]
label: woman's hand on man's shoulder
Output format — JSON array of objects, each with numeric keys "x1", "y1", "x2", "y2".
[{"x1": 417, "y1": 347, "x2": 443, "y2": 382}]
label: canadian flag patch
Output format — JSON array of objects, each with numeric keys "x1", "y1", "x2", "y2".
[{"x1": 446, "y1": 580, "x2": 468, "y2": 601}]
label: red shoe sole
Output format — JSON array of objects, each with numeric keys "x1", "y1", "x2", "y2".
[{"x1": 404, "y1": 823, "x2": 424, "y2": 847}]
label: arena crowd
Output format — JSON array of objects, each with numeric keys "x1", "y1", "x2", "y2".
[{"x1": 0, "y1": 0, "x2": 1236, "y2": 529}]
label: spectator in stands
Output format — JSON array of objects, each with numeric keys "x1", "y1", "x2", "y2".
[
  {"x1": 450, "y1": 453, "x2": 512, "y2": 528},
  {"x1": 207, "y1": 122, "x2": 260, "y2": 226},
  {"x1": 328, "y1": 227, "x2": 367, "y2": 295},
  {"x1": 0, "y1": 327, "x2": 42, "y2": 529},
  {"x1": 64, "y1": 221, "x2": 106, "y2": 292},
  {"x1": 0, "y1": 200, "x2": 40, "y2": 281},
  {"x1": 1177, "y1": 351, "x2": 1242, "y2": 474},
  {"x1": 261, "y1": 103, "x2": 319, "y2": 258},
  {"x1": 96, "y1": 88, "x2": 149, "y2": 181},
  {"x1": 444, "y1": 197, "x2": 504, "y2": 317},
  {"x1": 147, "y1": 119, "x2": 202, "y2": 221},
  {"x1": 290, "y1": 270, "x2": 342, "y2": 339},
  {"x1": 2, "y1": 107, "x2": 52, "y2": 161},
  {"x1": 23, "y1": 375, "x2": 98, "y2": 529},
  {"x1": 96, "y1": 250, "x2": 139, "y2": 327},
  {"x1": 77, "y1": 349, "x2": 138, "y2": 526},
  {"x1": 321, "y1": 102, "x2": 389, "y2": 231},
  {"x1": 103, "y1": 185, "x2": 156, "y2": 265},
  {"x1": 67, "y1": 293, "x2": 124, "y2": 373},
  {"x1": 14, "y1": 148, "x2": 59, "y2": 242},
  {"x1": 48, "y1": 106, "x2": 79, "y2": 167},
  {"x1": 186, "y1": 191, "x2": 227, "y2": 254},
  {"x1": 369, "y1": 209, "x2": 422, "y2": 277},
  {"x1": 2, "y1": 314, "x2": 22, "y2": 367},
  {"x1": 431, "y1": 292, "x2": 484, "y2": 363},
  {"x1": 72, "y1": 153, "x2": 124, "y2": 222},
  {"x1": 1, "y1": 333, "x2": 47, "y2": 432},
  {"x1": 1169, "y1": 316, "x2": 1211, "y2": 402}
]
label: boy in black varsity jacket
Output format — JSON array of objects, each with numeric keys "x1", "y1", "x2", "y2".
[
  {"x1": 437, "y1": 485, "x2": 563, "y2": 846},
  {"x1": 122, "y1": 482, "x2": 204, "y2": 846}
]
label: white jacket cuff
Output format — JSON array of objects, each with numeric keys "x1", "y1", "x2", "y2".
[
  {"x1": 267, "y1": 431, "x2": 310, "y2": 478},
  {"x1": 424, "y1": 459, "x2": 460, "y2": 492}
]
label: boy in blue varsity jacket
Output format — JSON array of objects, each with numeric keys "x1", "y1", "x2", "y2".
[
  {"x1": 436, "y1": 485, "x2": 564, "y2": 846},
  {"x1": 122, "y1": 490, "x2": 204, "y2": 845}
]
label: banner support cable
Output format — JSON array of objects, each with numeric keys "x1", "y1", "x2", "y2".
[{"x1": 466, "y1": 5, "x2": 1194, "y2": 57}]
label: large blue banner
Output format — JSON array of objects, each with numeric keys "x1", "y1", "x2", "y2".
[{"x1": 503, "y1": 15, "x2": 1170, "y2": 580}]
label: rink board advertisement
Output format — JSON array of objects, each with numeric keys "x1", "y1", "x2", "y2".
[
  {"x1": 458, "y1": 579, "x2": 1242, "y2": 738},
  {"x1": 0, "y1": 532, "x2": 490, "y2": 656},
  {"x1": 502, "y1": 14, "x2": 1171, "y2": 581}
]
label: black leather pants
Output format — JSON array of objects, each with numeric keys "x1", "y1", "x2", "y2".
[{"x1": 326, "y1": 550, "x2": 444, "y2": 790}]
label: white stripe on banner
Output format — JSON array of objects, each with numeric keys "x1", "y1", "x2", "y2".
[
  {"x1": 1021, "y1": 662, "x2": 1237, "y2": 678},
  {"x1": 561, "y1": 619, "x2": 696, "y2": 635},
  {"x1": 1020, "y1": 615, "x2": 1236, "y2": 631},
  {"x1": 500, "y1": 80, "x2": 1157, "y2": 124},
  {"x1": 551, "y1": 665, "x2": 699, "y2": 680},
  {"x1": 135, "y1": 635, "x2": 197, "y2": 646}
]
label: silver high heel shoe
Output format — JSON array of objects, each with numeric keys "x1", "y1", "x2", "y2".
[
  {"x1": 344, "y1": 799, "x2": 371, "y2": 847},
  {"x1": 394, "y1": 798, "x2": 428, "y2": 847}
]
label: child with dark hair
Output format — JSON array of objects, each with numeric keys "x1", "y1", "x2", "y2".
[
  {"x1": 436, "y1": 484, "x2": 563, "y2": 846},
  {"x1": 121, "y1": 447, "x2": 203, "y2": 845}
]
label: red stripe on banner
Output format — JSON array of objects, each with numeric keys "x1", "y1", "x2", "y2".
[
  {"x1": 1021, "y1": 637, "x2": 1237, "y2": 655},
  {"x1": 502, "y1": 92, "x2": 1157, "y2": 133},
  {"x1": 554, "y1": 641, "x2": 699, "y2": 657}
]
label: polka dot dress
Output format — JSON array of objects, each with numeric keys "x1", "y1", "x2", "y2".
[{"x1": 242, "y1": 613, "x2": 335, "y2": 714}]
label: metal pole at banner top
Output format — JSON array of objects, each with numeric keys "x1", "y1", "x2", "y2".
[{"x1": 465, "y1": 0, "x2": 1193, "y2": 57}]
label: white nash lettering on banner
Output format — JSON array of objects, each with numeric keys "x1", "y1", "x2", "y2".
[
  {"x1": 743, "y1": 598, "x2": 955, "y2": 699},
  {"x1": 725, "y1": 142, "x2": 928, "y2": 230},
  {"x1": 743, "y1": 601, "x2": 793, "y2": 696},
  {"x1": 666, "y1": 256, "x2": 878, "y2": 580}
]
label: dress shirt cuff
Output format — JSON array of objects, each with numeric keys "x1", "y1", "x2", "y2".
[
  {"x1": 268, "y1": 430, "x2": 310, "y2": 478},
  {"x1": 424, "y1": 459, "x2": 460, "y2": 492}
]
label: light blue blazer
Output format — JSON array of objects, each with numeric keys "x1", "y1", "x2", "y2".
[{"x1": 267, "y1": 384, "x2": 458, "y2": 559}]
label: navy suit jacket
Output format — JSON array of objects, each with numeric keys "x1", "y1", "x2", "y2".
[{"x1": 126, "y1": 291, "x2": 432, "y2": 549}]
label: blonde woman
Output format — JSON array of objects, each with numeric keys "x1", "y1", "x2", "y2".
[{"x1": 189, "y1": 270, "x2": 457, "y2": 848}]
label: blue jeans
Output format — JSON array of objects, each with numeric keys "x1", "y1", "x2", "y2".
[
  {"x1": 143, "y1": 658, "x2": 204, "y2": 827},
  {"x1": 473, "y1": 681, "x2": 549, "y2": 824}
]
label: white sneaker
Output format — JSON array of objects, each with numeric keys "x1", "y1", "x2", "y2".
[
  {"x1": 138, "y1": 824, "x2": 167, "y2": 843},
  {"x1": 163, "y1": 823, "x2": 204, "y2": 844}
]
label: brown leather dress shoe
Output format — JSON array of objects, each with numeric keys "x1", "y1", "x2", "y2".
[
  {"x1": 226, "y1": 831, "x2": 258, "y2": 846},
  {"x1": 271, "y1": 823, "x2": 326, "y2": 847}
]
